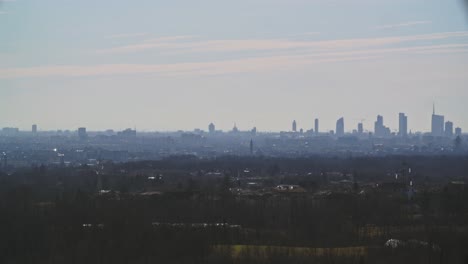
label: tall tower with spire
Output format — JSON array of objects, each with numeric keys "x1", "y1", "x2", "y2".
[
  {"x1": 232, "y1": 123, "x2": 239, "y2": 133},
  {"x1": 431, "y1": 103, "x2": 444, "y2": 137}
]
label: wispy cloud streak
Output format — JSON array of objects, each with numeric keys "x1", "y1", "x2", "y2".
[
  {"x1": 97, "y1": 31, "x2": 468, "y2": 55},
  {"x1": 374, "y1": 20, "x2": 432, "y2": 30},
  {"x1": 105, "y1": 33, "x2": 150, "y2": 39},
  {"x1": 2, "y1": 42, "x2": 468, "y2": 79}
]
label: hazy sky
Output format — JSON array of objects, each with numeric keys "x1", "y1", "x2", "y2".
[{"x1": 1, "y1": 0, "x2": 468, "y2": 132}]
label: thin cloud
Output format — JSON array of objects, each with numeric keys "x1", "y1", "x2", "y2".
[
  {"x1": 0, "y1": 56, "x2": 377, "y2": 79},
  {"x1": 143, "y1": 35, "x2": 195, "y2": 43},
  {"x1": 2, "y1": 42, "x2": 468, "y2": 79},
  {"x1": 97, "y1": 35, "x2": 195, "y2": 54},
  {"x1": 97, "y1": 31, "x2": 468, "y2": 55},
  {"x1": 105, "y1": 33, "x2": 150, "y2": 39},
  {"x1": 290, "y1": 32, "x2": 321, "y2": 36},
  {"x1": 374, "y1": 20, "x2": 432, "y2": 30}
]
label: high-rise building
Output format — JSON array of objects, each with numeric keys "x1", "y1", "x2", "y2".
[
  {"x1": 208, "y1": 123, "x2": 215, "y2": 133},
  {"x1": 374, "y1": 115, "x2": 390, "y2": 137},
  {"x1": 292, "y1": 120, "x2": 297, "y2": 132},
  {"x1": 336, "y1": 117, "x2": 344, "y2": 137},
  {"x1": 251, "y1": 127, "x2": 257, "y2": 135},
  {"x1": 455, "y1": 127, "x2": 462, "y2": 137},
  {"x1": 358, "y1": 123, "x2": 363, "y2": 134},
  {"x1": 32, "y1": 124, "x2": 37, "y2": 134},
  {"x1": 445, "y1": 121, "x2": 454, "y2": 137},
  {"x1": 78, "y1": 127, "x2": 88, "y2": 140},
  {"x1": 431, "y1": 105, "x2": 444, "y2": 137},
  {"x1": 232, "y1": 124, "x2": 239, "y2": 133},
  {"x1": 250, "y1": 139, "x2": 254, "y2": 155},
  {"x1": 398, "y1": 113, "x2": 408, "y2": 137},
  {"x1": 374, "y1": 115, "x2": 383, "y2": 136},
  {"x1": 314, "y1": 119, "x2": 319, "y2": 134}
]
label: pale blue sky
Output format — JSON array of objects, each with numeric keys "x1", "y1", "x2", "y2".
[{"x1": 1, "y1": 0, "x2": 467, "y2": 132}]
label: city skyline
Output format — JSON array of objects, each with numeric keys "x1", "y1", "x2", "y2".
[{"x1": 1, "y1": 106, "x2": 463, "y2": 134}]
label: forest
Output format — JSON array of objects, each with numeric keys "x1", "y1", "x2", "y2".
[{"x1": 0, "y1": 155, "x2": 467, "y2": 264}]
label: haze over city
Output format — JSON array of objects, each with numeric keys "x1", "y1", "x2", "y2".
[{"x1": 1, "y1": 0, "x2": 468, "y2": 132}]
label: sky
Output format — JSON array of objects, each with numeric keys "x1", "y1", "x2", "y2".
[{"x1": 0, "y1": 0, "x2": 468, "y2": 133}]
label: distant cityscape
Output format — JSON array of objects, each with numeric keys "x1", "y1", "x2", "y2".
[
  {"x1": 1, "y1": 104, "x2": 464, "y2": 138},
  {"x1": 1, "y1": 103, "x2": 464, "y2": 136},
  {"x1": 1, "y1": 106, "x2": 466, "y2": 170}
]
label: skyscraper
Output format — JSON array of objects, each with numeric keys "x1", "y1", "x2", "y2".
[
  {"x1": 78, "y1": 127, "x2": 88, "y2": 140},
  {"x1": 314, "y1": 118, "x2": 319, "y2": 134},
  {"x1": 431, "y1": 104, "x2": 444, "y2": 137},
  {"x1": 32, "y1": 124, "x2": 37, "y2": 134},
  {"x1": 208, "y1": 123, "x2": 215, "y2": 133},
  {"x1": 357, "y1": 123, "x2": 363, "y2": 134},
  {"x1": 445, "y1": 121, "x2": 453, "y2": 137},
  {"x1": 251, "y1": 127, "x2": 257, "y2": 135},
  {"x1": 455, "y1": 127, "x2": 462, "y2": 136},
  {"x1": 374, "y1": 115, "x2": 390, "y2": 137},
  {"x1": 374, "y1": 115, "x2": 383, "y2": 136},
  {"x1": 232, "y1": 123, "x2": 239, "y2": 133},
  {"x1": 398, "y1": 113, "x2": 408, "y2": 137},
  {"x1": 292, "y1": 120, "x2": 297, "y2": 132},
  {"x1": 336, "y1": 117, "x2": 344, "y2": 137}
]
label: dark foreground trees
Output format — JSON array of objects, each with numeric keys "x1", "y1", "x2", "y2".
[{"x1": 0, "y1": 155, "x2": 467, "y2": 263}]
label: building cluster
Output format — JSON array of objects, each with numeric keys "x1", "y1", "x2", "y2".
[
  {"x1": 0, "y1": 106, "x2": 466, "y2": 171},
  {"x1": 282, "y1": 105, "x2": 461, "y2": 139}
]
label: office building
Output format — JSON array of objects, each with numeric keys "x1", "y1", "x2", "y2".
[
  {"x1": 314, "y1": 119, "x2": 319, "y2": 134},
  {"x1": 251, "y1": 127, "x2": 257, "y2": 135},
  {"x1": 431, "y1": 104, "x2": 445, "y2": 137},
  {"x1": 358, "y1": 123, "x2": 364, "y2": 134},
  {"x1": 445, "y1": 121, "x2": 453, "y2": 137},
  {"x1": 32, "y1": 124, "x2": 37, "y2": 134},
  {"x1": 292, "y1": 120, "x2": 297, "y2": 132},
  {"x1": 455, "y1": 127, "x2": 462, "y2": 136},
  {"x1": 208, "y1": 123, "x2": 215, "y2": 133},
  {"x1": 78, "y1": 127, "x2": 88, "y2": 140},
  {"x1": 336, "y1": 117, "x2": 344, "y2": 137},
  {"x1": 399, "y1": 113, "x2": 408, "y2": 137},
  {"x1": 374, "y1": 115, "x2": 390, "y2": 137},
  {"x1": 374, "y1": 115, "x2": 383, "y2": 136}
]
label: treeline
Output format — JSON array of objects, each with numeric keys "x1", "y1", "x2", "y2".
[
  {"x1": 122, "y1": 155, "x2": 468, "y2": 181},
  {"x1": 0, "y1": 156, "x2": 467, "y2": 263}
]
